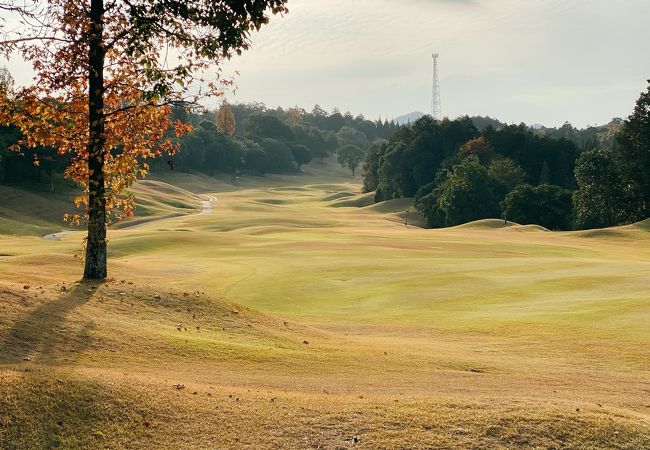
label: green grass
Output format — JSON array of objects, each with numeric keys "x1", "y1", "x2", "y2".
[
  {"x1": 0, "y1": 161, "x2": 648, "y2": 448},
  {"x1": 0, "y1": 182, "x2": 80, "y2": 235}
]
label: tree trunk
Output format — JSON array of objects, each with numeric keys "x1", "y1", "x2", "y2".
[{"x1": 83, "y1": 0, "x2": 107, "y2": 279}]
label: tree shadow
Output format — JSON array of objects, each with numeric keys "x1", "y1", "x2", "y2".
[{"x1": 0, "y1": 282, "x2": 98, "y2": 365}]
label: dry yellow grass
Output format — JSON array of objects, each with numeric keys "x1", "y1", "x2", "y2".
[{"x1": 0, "y1": 162, "x2": 648, "y2": 449}]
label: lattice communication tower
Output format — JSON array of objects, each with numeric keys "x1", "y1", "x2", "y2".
[{"x1": 431, "y1": 53, "x2": 442, "y2": 120}]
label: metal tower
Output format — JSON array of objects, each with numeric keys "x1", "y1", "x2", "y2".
[{"x1": 431, "y1": 53, "x2": 442, "y2": 120}]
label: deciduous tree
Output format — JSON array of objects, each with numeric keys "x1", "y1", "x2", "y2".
[
  {"x1": 617, "y1": 80, "x2": 650, "y2": 218},
  {"x1": 488, "y1": 157, "x2": 525, "y2": 193},
  {"x1": 337, "y1": 144, "x2": 364, "y2": 175},
  {"x1": 291, "y1": 144, "x2": 312, "y2": 170},
  {"x1": 436, "y1": 155, "x2": 500, "y2": 226},
  {"x1": 458, "y1": 136, "x2": 495, "y2": 164},
  {"x1": 0, "y1": 0, "x2": 288, "y2": 279},
  {"x1": 244, "y1": 113, "x2": 294, "y2": 141},
  {"x1": 215, "y1": 100, "x2": 236, "y2": 136},
  {"x1": 361, "y1": 139, "x2": 387, "y2": 192},
  {"x1": 336, "y1": 126, "x2": 368, "y2": 150},
  {"x1": 501, "y1": 184, "x2": 573, "y2": 230}
]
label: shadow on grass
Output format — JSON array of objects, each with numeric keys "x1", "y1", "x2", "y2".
[
  {"x1": 0, "y1": 373, "x2": 151, "y2": 449},
  {"x1": 0, "y1": 282, "x2": 98, "y2": 365}
]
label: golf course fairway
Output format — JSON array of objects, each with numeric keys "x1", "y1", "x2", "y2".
[{"x1": 1, "y1": 168, "x2": 648, "y2": 449}]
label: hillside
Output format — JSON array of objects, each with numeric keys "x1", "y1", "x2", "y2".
[
  {"x1": 1, "y1": 165, "x2": 649, "y2": 449},
  {"x1": 393, "y1": 111, "x2": 426, "y2": 125}
]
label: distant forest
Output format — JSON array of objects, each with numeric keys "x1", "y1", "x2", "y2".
[
  {"x1": 160, "y1": 103, "x2": 400, "y2": 176},
  {"x1": 0, "y1": 102, "x2": 399, "y2": 185},
  {"x1": 1, "y1": 81, "x2": 649, "y2": 231},
  {"x1": 362, "y1": 81, "x2": 650, "y2": 231}
]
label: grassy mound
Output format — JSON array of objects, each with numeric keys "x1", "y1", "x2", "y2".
[
  {"x1": 0, "y1": 177, "x2": 205, "y2": 236},
  {"x1": 362, "y1": 197, "x2": 415, "y2": 213},
  {"x1": 329, "y1": 191, "x2": 375, "y2": 208},
  {"x1": 450, "y1": 218, "x2": 517, "y2": 230},
  {"x1": 2, "y1": 279, "x2": 648, "y2": 449},
  {"x1": 253, "y1": 198, "x2": 294, "y2": 205},
  {"x1": 0, "y1": 184, "x2": 79, "y2": 236},
  {"x1": 630, "y1": 218, "x2": 650, "y2": 231},
  {"x1": 2, "y1": 174, "x2": 650, "y2": 448},
  {"x1": 511, "y1": 223, "x2": 550, "y2": 232},
  {"x1": 572, "y1": 219, "x2": 650, "y2": 239},
  {"x1": 0, "y1": 282, "x2": 326, "y2": 369},
  {"x1": 321, "y1": 191, "x2": 356, "y2": 201}
]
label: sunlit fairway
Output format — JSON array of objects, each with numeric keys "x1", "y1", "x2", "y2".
[{"x1": 1, "y1": 163, "x2": 649, "y2": 449}]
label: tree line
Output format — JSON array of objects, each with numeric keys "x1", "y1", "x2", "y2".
[
  {"x1": 0, "y1": 96, "x2": 401, "y2": 186},
  {"x1": 158, "y1": 102, "x2": 400, "y2": 176},
  {"x1": 362, "y1": 81, "x2": 650, "y2": 231},
  {"x1": 3, "y1": 57, "x2": 648, "y2": 236}
]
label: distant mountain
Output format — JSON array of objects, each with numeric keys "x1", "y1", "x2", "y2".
[
  {"x1": 394, "y1": 111, "x2": 426, "y2": 125},
  {"x1": 394, "y1": 112, "x2": 510, "y2": 131}
]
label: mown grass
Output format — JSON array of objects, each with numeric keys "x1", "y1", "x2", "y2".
[{"x1": 0, "y1": 161, "x2": 648, "y2": 448}]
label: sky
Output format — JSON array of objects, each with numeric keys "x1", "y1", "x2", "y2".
[
  {"x1": 217, "y1": 0, "x2": 650, "y2": 128},
  {"x1": 4, "y1": 0, "x2": 650, "y2": 128}
]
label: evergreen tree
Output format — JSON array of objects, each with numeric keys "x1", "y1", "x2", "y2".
[
  {"x1": 617, "y1": 80, "x2": 650, "y2": 219},
  {"x1": 573, "y1": 149, "x2": 630, "y2": 229}
]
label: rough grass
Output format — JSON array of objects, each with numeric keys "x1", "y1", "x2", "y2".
[
  {"x1": 1, "y1": 163, "x2": 648, "y2": 448},
  {"x1": 3, "y1": 369, "x2": 648, "y2": 449}
]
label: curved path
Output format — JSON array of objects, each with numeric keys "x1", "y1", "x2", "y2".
[
  {"x1": 42, "y1": 194, "x2": 218, "y2": 240},
  {"x1": 42, "y1": 231, "x2": 70, "y2": 241},
  {"x1": 201, "y1": 195, "x2": 218, "y2": 214}
]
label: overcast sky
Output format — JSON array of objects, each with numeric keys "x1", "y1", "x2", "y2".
[
  {"x1": 218, "y1": 0, "x2": 650, "y2": 128},
  {"x1": 4, "y1": 0, "x2": 650, "y2": 128}
]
